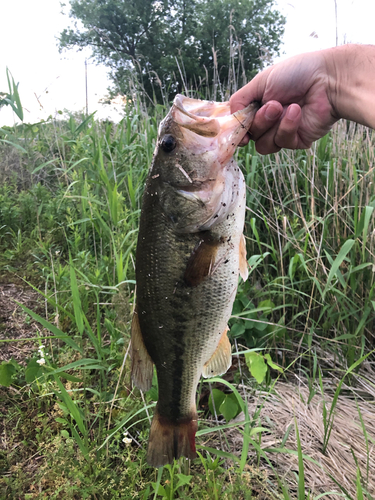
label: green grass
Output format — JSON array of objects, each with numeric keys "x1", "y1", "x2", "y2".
[{"x1": 1, "y1": 104, "x2": 375, "y2": 498}]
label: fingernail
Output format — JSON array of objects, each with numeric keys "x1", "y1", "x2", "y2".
[
  {"x1": 265, "y1": 104, "x2": 281, "y2": 121},
  {"x1": 286, "y1": 104, "x2": 300, "y2": 121}
]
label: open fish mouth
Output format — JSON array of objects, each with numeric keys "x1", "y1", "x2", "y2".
[{"x1": 169, "y1": 94, "x2": 259, "y2": 165}]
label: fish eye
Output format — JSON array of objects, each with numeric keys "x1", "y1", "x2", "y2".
[{"x1": 161, "y1": 134, "x2": 177, "y2": 153}]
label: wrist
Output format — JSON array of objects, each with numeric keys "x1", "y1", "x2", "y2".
[{"x1": 324, "y1": 44, "x2": 375, "y2": 129}]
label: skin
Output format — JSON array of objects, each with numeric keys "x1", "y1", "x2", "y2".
[{"x1": 230, "y1": 44, "x2": 375, "y2": 154}]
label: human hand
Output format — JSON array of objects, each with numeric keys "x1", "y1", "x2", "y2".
[{"x1": 230, "y1": 50, "x2": 339, "y2": 154}]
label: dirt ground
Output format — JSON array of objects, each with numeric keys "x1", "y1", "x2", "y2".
[{"x1": 0, "y1": 281, "x2": 45, "y2": 363}]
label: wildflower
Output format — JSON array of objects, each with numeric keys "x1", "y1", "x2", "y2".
[
  {"x1": 122, "y1": 430, "x2": 132, "y2": 445},
  {"x1": 37, "y1": 344, "x2": 46, "y2": 365}
]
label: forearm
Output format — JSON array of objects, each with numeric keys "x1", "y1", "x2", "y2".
[{"x1": 325, "y1": 44, "x2": 375, "y2": 129}]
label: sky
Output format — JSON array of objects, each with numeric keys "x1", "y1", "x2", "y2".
[{"x1": 1, "y1": 0, "x2": 374, "y2": 126}]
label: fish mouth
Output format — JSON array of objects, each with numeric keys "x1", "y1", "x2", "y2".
[{"x1": 170, "y1": 94, "x2": 259, "y2": 164}]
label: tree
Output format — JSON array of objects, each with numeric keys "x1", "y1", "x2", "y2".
[{"x1": 59, "y1": 0, "x2": 285, "y2": 102}]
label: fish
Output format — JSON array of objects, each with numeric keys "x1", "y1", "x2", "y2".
[{"x1": 131, "y1": 94, "x2": 258, "y2": 467}]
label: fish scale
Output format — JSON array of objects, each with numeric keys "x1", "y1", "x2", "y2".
[{"x1": 131, "y1": 95, "x2": 258, "y2": 466}]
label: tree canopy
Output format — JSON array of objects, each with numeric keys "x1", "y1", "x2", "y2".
[{"x1": 59, "y1": 0, "x2": 285, "y2": 102}]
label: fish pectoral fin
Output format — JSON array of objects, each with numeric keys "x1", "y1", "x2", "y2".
[
  {"x1": 183, "y1": 234, "x2": 220, "y2": 287},
  {"x1": 202, "y1": 327, "x2": 232, "y2": 378},
  {"x1": 239, "y1": 233, "x2": 249, "y2": 282},
  {"x1": 131, "y1": 309, "x2": 154, "y2": 392}
]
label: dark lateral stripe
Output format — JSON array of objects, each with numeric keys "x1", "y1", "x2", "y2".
[{"x1": 170, "y1": 340, "x2": 185, "y2": 421}]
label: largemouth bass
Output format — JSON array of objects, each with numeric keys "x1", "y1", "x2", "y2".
[{"x1": 131, "y1": 95, "x2": 258, "y2": 467}]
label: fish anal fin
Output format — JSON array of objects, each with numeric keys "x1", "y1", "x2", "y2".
[
  {"x1": 184, "y1": 235, "x2": 220, "y2": 287},
  {"x1": 147, "y1": 410, "x2": 198, "y2": 467},
  {"x1": 131, "y1": 310, "x2": 154, "y2": 392},
  {"x1": 202, "y1": 327, "x2": 232, "y2": 378},
  {"x1": 239, "y1": 233, "x2": 248, "y2": 281}
]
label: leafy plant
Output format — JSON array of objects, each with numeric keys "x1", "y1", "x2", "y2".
[{"x1": 0, "y1": 68, "x2": 23, "y2": 121}]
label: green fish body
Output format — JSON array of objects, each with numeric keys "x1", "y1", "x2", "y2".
[{"x1": 131, "y1": 95, "x2": 258, "y2": 466}]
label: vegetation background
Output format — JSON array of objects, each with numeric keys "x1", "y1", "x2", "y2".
[
  {"x1": 59, "y1": 0, "x2": 285, "y2": 101},
  {"x1": 1, "y1": 1, "x2": 375, "y2": 498}
]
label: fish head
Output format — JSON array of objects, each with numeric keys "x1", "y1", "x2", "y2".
[{"x1": 150, "y1": 94, "x2": 259, "y2": 232}]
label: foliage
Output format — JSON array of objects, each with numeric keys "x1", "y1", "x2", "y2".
[
  {"x1": 59, "y1": 0, "x2": 285, "y2": 101},
  {"x1": 0, "y1": 68, "x2": 23, "y2": 121}
]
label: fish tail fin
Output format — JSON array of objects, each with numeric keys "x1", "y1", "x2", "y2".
[{"x1": 147, "y1": 409, "x2": 198, "y2": 467}]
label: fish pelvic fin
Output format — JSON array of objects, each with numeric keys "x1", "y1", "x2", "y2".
[
  {"x1": 239, "y1": 233, "x2": 249, "y2": 282},
  {"x1": 147, "y1": 410, "x2": 198, "y2": 467},
  {"x1": 131, "y1": 309, "x2": 154, "y2": 392},
  {"x1": 202, "y1": 327, "x2": 232, "y2": 378}
]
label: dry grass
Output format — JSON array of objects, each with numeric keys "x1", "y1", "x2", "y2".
[
  {"x1": 0, "y1": 281, "x2": 45, "y2": 363},
  {"x1": 228, "y1": 374, "x2": 375, "y2": 498}
]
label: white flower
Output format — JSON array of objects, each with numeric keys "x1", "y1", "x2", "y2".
[
  {"x1": 122, "y1": 430, "x2": 132, "y2": 445},
  {"x1": 37, "y1": 358, "x2": 46, "y2": 365}
]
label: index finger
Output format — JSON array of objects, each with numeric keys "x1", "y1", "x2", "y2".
[{"x1": 230, "y1": 69, "x2": 270, "y2": 113}]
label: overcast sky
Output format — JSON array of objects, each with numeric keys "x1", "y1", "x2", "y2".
[{"x1": 1, "y1": 0, "x2": 374, "y2": 126}]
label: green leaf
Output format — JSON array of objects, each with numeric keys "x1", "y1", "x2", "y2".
[
  {"x1": 295, "y1": 418, "x2": 305, "y2": 500},
  {"x1": 254, "y1": 319, "x2": 269, "y2": 332},
  {"x1": 249, "y1": 426, "x2": 269, "y2": 436},
  {"x1": 219, "y1": 392, "x2": 241, "y2": 422},
  {"x1": 32, "y1": 158, "x2": 58, "y2": 174},
  {"x1": 323, "y1": 239, "x2": 355, "y2": 297},
  {"x1": 0, "y1": 362, "x2": 16, "y2": 387},
  {"x1": 228, "y1": 322, "x2": 246, "y2": 337},
  {"x1": 151, "y1": 483, "x2": 167, "y2": 497},
  {"x1": 205, "y1": 377, "x2": 245, "y2": 413},
  {"x1": 3, "y1": 68, "x2": 23, "y2": 121},
  {"x1": 54, "y1": 376, "x2": 87, "y2": 438},
  {"x1": 208, "y1": 389, "x2": 226, "y2": 416},
  {"x1": 258, "y1": 300, "x2": 275, "y2": 316},
  {"x1": 197, "y1": 446, "x2": 240, "y2": 462},
  {"x1": 16, "y1": 302, "x2": 82, "y2": 354},
  {"x1": 245, "y1": 352, "x2": 268, "y2": 384},
  {"x1": 264, "y1": 354, "x2": 284, "y2": 373},
  {"x1": 69, "y1": 257, "x2": 84, "y2": 336},
  {"x1": 0, "y1": 138, "x2": 27, "y2": 152},
  {"x1": 175, "y1": 473, "x2": 193, "y2": 490},
  {"x1": 25, "y1": 358, "x2": 43, "y2": 383}
]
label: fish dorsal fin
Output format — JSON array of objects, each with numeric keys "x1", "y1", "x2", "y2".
[
  {"x1": 239, "y1": 233, "x2": 248, "y2": 281},
  {"x1": 183, "y1": 234, "x2": 220, "y2": 287},
  {"x1": 131, "y1": 309, "x2": 154, "y2": 392},
  {"x1": 202, "y1": 327, "x2": 232, "y2": 378}
]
